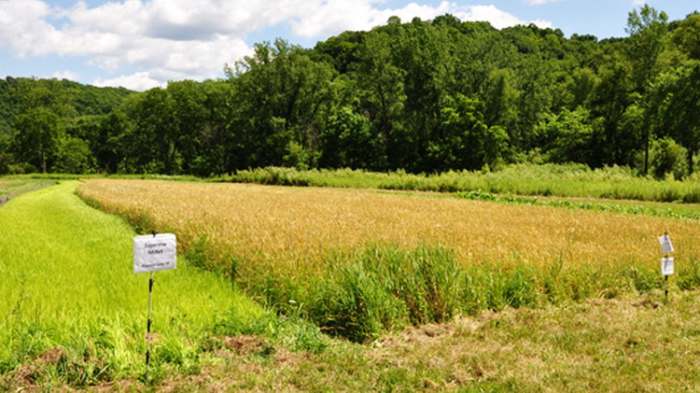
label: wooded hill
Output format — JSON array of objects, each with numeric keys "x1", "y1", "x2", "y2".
[
  {"x1": 1, "y1": 6, "x2": 698, "y2": 178},
  {"x1": 0, "y1": 78, "x2": 132, "y2": 173}
]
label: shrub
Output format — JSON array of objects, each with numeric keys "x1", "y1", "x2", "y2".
[{"x1": 648, "y1": 137, "x2": 688, "y2": 180}]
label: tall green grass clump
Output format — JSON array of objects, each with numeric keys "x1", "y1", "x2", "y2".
[
  {"x1": 228, "y1": 167, "x2": 392, "y2": 188},
  {"x1": 304, "y1": 246, "x2": 553, "y2": 342},
  {"x1": 306, "y1": 246, "x2": 464, "y2": 342},
  {"x1": 241, "y1": 246, "x2": 700, "y2": 343}
]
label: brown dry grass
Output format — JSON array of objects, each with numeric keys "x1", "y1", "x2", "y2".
[{"x1": 78, "y1": 179, "x2": 700, "y2": 279}]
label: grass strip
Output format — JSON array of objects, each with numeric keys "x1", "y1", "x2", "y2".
[
  {"x1": 456, "y1": 190, "x2": 700, "y2": 221},
  {"x1": 0, "y1": 182, "x2": 324, "y2": 388},
  {"x1": 225, "y1": 165, "x2": 700, "y2": 204}
]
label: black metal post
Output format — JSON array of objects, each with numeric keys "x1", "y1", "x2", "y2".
[{"x1": 146, "y1": 271, "x2": 154, "y2": 367}]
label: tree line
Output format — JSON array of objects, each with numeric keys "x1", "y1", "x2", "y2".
[{"x1": 1, "y1": 6, "x2": 699, "y2": 178}]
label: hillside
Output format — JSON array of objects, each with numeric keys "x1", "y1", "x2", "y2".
[
  {"x1": 0, "y1": 77, "x2": 133, "y2": 132},
  {"x1": 0, "y1": 77, "x2": 134, "y2": 173},
  {"x1": 0, "y1": 7, "x2": 698, "y2": 178}
]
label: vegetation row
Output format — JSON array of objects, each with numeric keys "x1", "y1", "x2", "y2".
[
  {"x1": 77, "y1": 179, "x2": 700, "y2": 342},
  {"x1": 228, "y1": 164, "x2": 700, "y2": 203}
]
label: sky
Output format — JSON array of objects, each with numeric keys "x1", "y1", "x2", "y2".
[{"x1": 0, "y1": 0, "x2": 697, "y2": 91}]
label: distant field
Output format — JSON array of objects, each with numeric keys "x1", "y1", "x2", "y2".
[
  {"x1": 78, "y1": 179, "x2": 700, "y2": 341},
  {"x1": 0, "y1": 178, "x2": 56, "y2": 200},
  {"x1": 228, "y1": 165, "x2": 700, "y2": 203}
]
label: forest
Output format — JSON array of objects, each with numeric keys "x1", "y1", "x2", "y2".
[{"x1": 0, "y1": 5, "x2": 699, "y2": 178}]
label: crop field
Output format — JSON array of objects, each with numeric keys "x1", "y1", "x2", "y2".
[
  {"x1": 5, "y1": 178, "x2": 700, "y2": 390},
  {"x1": 77, "y1": 179, "x2": 700, "y2": 341}
]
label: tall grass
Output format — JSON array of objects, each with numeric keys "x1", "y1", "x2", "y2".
[
  {"x1": 250, "y1": 245, "x2": 700, "y2": 342},
  {"x1": 227, "y1": 164, "x2": 700, "y2": 203}
]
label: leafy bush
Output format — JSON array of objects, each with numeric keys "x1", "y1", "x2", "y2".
[
  {"x1": 648, "y1": 137, "x2": 688, "y2": 180},
  {"x1": 233, "y1": 167, "x2": 312, "y2": 186},
  {"x1": 54, "y1": 137, "x2": 95, "y2": 174}
]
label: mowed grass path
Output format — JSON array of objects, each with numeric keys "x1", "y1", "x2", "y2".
[{"x1": 0, "y1": 181, "x2": 265, "y2": 385}]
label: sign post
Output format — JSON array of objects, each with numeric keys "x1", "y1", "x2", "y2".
[
  {"x1": 133, "y1": 232, "x2": 177, "y2": 370},
  {"x1": 146, "y1": 271, "x2": 154, "y2": 367},
  {"x1": 658, "y1": 232, "x2": 674, "y2": 302}
]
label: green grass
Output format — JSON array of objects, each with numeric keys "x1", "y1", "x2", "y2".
[
  {"x1": 0, "y1": 182, "x2": 323, "y2": 388},
  {"x1": 456, "y1": 190, "x2": 700, "y2": 221},
  {"x1": 10, "y1": 163, "x2": 700, "y2": 205},
  {"x1": 226, "y1": 164, "x2": 700, "y2": 203}
]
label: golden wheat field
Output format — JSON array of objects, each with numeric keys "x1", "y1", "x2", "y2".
[{"x1": 77, "y1": 179, "x2": 700, "y2": 276}]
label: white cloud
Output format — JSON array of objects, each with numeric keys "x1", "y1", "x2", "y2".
[
  {"x1": 0, "y1": 0, "x2": 254, "y2": 89},
  {"x1": 454, "y1": 5, "x2": 552, "y2": 29},
  {"x1": 0, "y1": 0, "x2": 554, "y2": 90},
  {"x1": 51, "y1": 70, "x2": 80, "y2": 81},
  {"x1": 526, "y1": 0, "x2": 558, "y2": 5},
  {"x1": 289, "y1": 1, "x2": 453, "y2": 38},
  {"x1": 288, "y1": 1, "x2": 553, "y2": 38},
  {"x1": 94, "y1": 71, "x2": 164, "y2": 91}
]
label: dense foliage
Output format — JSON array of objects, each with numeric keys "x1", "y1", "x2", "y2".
[
  {"x1": 1, "y1": 6, "x2": 699, "y2": 178},
  {"x1": 0, "y1": 78, "x2": 132, "y2": 174}
]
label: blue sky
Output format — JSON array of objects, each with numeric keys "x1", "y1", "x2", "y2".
[{"x1": 0, "y1": 0, "x2": 697, "y2": 90}]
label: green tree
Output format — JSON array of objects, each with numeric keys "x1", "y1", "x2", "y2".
[
  {"x1": 124, "y1": 88, "x2": 179, "y2": 174},
  {"x1": 94, "y1": 111, "x2": 131, "y2": 173},
  {"x1": 227, "y1": 39, "x2": 335, "y2": 169},
  {"x1": 54, "y1": 136, "x2": 94, "y2": 173},
  {"x1": 319, "y1": 106, "x2": 383, "y2": 169},
  {"x1": 626, "y1": 5, "x2": 669, "y2": 173},
  {"x1": 0, "y1": 131, "x2": 13, "y2": 174},
  {"x1": 354, "y1": 32, "x2": 407, "y2": 170},
  {"x1": 483, "y1": 68, "x2": 519, "y2": 131},
  {"x1": 648, "y1": 137, "x2": 688, "y2": 179},
  {"x1": 428, "y1": 94, "x2": 508, "y2": 171},
  {"x1": 672, "y1": 13, "x2": 700, "y2": 60},
  {"x1": 12, "y1": 108, "x2": 61, "y2": 173},
  {"x1": 589, "y1": 55, "x2": 636, "y2": 166},
  {"x1": 535, "y1": 107, "x2": 595, "y2": 164},
  {"x1": 653, "y1": 62, "x2": 700, "y2": 174}
]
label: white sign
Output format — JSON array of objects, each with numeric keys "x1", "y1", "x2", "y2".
[
  {"x1": 661, "y1": 257, "x2": 674, "y2": 276},
  {"x1": 659, "y1": 234, "x2": 674, "y2": 254},
  {"x1": 133, "y1": 234, "x2": 177, "y2": 273}
]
